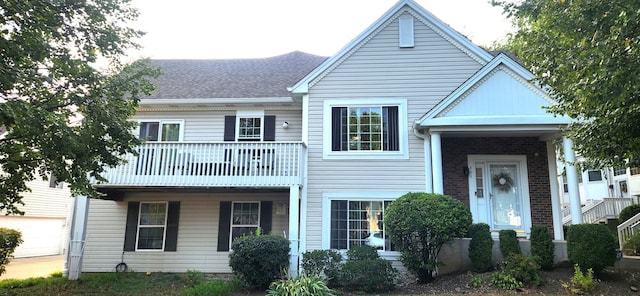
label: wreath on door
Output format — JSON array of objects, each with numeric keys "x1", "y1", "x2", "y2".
[{"x1": 493, "y1": 172, "x2": 514, "y2": 192}]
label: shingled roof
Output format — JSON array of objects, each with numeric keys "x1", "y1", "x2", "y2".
[{"x1": 147, "y1": 51, "x2": 327, "y2": 99}]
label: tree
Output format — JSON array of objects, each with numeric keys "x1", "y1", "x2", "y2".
[
  {"x1": 494, "y1": 0, "x2": 640, "y2": 169},
  {"x1": 0, "y1": 0, "x2": 160, "y2": 214},
  {"x1": 384, "y1": 192, "x2": 472, "y2": 283}
]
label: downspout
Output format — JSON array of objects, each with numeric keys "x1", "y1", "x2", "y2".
[{"x1": 413, "y1": 121, "x2": 433, "y2": 193}]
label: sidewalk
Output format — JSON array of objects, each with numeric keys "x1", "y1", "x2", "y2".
[{"x1": 2, "y1": 255, "x2": 65, "y2": 280}]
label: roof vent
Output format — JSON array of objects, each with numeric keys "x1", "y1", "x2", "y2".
[{"x1": 399, "y1": 15, "x2": 414, "y2": 48}]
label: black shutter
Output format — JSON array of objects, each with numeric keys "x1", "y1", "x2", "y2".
[
  {"x1": 384, "y1": 106, "x2": 399, "y2": 151},
  {"x1": 164, "y1": 202, "x2": 180, "y2": 252},
  {"x1": 217, "y1": 201, "x2": 232, "y2": 251},
  {"x1": 260, "y1": 201, "x2": 273, "y2": 234},
  {"x1": 263, "y1": 115, "x2": 276, "y2": 141},
  {"x1": 224, "y1": 116, "x2": 236, "y2": 141},
  {"x1": 331, "y1": 107, "x2": 346, "y2": 151},
  {"x1": 124, "y1": 202, "x2": 140, "y2": 251}
]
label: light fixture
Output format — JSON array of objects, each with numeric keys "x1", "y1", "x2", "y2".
[
  {"x1": 282, "y1": 121, "x2": 289, "y2": 129},
  {"x1": 463, "y1": 167, "x2": 470, "y2": 177}
]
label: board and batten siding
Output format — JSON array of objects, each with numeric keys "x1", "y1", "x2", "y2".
[
  {"x1": 304, "y1": 11, "x2": 484, "y2": 250},
  {"x1": 83, "y1": 192, "x2": 289, "y2": 273},
  {"x1": 133, "y1": 109, "x2": 303, "y2": 142}
]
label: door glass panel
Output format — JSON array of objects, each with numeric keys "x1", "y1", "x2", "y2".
[{"x1": 490, "y1": 164, "x2": 522, "y2": 230}]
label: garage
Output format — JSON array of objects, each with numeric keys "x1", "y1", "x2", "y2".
[{"x1": 0, "y1": 217, "x2": 67, "y2": 258}]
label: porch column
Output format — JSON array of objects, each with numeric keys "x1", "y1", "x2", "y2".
[
  {"x1": 288, "y1": 186, "x2": 300, "y2": 277},
  {"x1": 424, "y1": 134, "x2": 433, "y2": 193},
  {"x1": 430, "y1": 132, "x2": 444, "y2": 194},
  {"x1": 562, "y1": 137, "x2": 583, "y2": 224},
  {"x1": 64, "y1": 195, "x2": 90, "y2": 280},
  {"x1": 547, "y1": 141, "x2": 564, "y2": 240}
]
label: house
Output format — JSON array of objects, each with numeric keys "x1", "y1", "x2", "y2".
[
  {"x1": 78, "y1": 0, "x2": 581, "y2": 275},
  {"x1": 0, "y1": 127, "x2": 73, "y2": 258}
]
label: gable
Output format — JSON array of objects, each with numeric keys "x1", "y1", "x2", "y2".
[
  {"x1": 419, "y1": 56, "x2": 572, "y2": 127},
  {"x1": 290, "y1": 0, "x2": 493, "y2": 94}
]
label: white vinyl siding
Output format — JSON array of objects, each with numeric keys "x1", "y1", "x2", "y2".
[
  {"x1": 83, "y1": 192, "x2": 289, "y2": 273},
  {"x1": 304, "y1": 11, "x2": 483, "y2": 250},
  {"x1": 132, "y1": 110, "x2": 302, "y2": 142}
]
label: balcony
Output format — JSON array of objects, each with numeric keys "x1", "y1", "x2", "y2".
[{"x1": 94, "y1": 142, "x2": 305, "y2": 188}]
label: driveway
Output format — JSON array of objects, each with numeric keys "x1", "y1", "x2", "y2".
[{"x1": 2, "y1": 255, "x2": 64, "y2": 280}]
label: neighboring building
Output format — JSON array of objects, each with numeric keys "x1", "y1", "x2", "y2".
[
  {"x1": 80, "y1": 0, "x2": 578, "y2": 274},
  {"x1": 0, "y1": 128, "x2": 73, "y2": 258}
]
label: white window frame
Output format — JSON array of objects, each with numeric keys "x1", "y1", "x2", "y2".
[
  {"x1": 323, "y1": 98, "x2": 408, "y2": 160},
  {"x1": 322, "y1": 191, "x2": 405, "y2": 256},
  {"x1": 236, "y1": 110, "x2": 264, "y2": 141},
  {"x1": 137, "y1": 119, "x2": 185, "y2": 142},
  {"x1": 230, "y1": 201, "x2": 261, "y2": 249},
  {"x1": 587, "y1": 170, "x2": 603, "y2": 182},
  {"x1": 136, "y1": 201, "x2": 168, "y2": 251}
]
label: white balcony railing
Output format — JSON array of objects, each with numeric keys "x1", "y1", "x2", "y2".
[
  {"x1": 563, "y1": 198, "x2": 633, "y2": 225},
  {"x1": 94, "y1": 142, "x2": 305, "y2": 188},
  {"x1": 618, "y1": 212, "x2": 640, "y2": 250}
]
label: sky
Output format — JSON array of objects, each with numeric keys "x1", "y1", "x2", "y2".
[{"x1": 127, "y1": 0, "x2": 516, "y2": 60}]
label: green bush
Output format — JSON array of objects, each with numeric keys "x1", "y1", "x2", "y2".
[
  {"x1": 502, "y1": 254, "x2": 542, "y2": 286},
  {"x1": 301, "y1": 250, "x2": 342, "y2": 286},
  {"x1": 561, "y1": 264, "x2": 596, "y2": 295},
  {"x1": 489, "y1": 272, "x2": 522, "y2": 290},
  {"x1": 0, "y1": 228, "x2": 23, "y2": 276},
  {"x1": 530, "y1": 225, "x2": 555, "y2": 270},
  {"x1": 623, "y1": 233, "x2": 640, "y2": 255},
  {"x1": 468, "y1": 223, "x2": 494, "y2": 272},
  {"x1": 228, "y1": 234, "x2": 290, "y2": 288},
  {"x1": 498, "y1": 229, "x2": 521, "y2": 259},
  {"x1": 182, "y1": 278, "x2": 242, "y2": 296},
  {"x1": 619, "y1": 204, "x2": 640, "y2": 223},
  {"x1": 267, "y1": 276, "x2": 335, "y2": 296},
  {"x1": 385, "y1": 192, "x2": 472, "y2": 283},
  {"x1": 338, "y1": 245, "x2": 397, "y2": 292},
  {"x1": 566, "y1": 224, "x2": 616, "y2": 274},
  {"x1": 185, "y1": 270, "x2": 205, "y2": 287}
]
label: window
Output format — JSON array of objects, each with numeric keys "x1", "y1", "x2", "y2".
[
  {"x1": 123, "y1": 201, "x2": 180, "y2": 252},
  {"x1": 139, "y1": 120, "x2": 183, "y2": 142},
  {"x1": 230, "y1": 202, "x2": 260, "y2": 244},
  {"x1": 324, "y1": 99, "x2": 407, "y2": 159},
  {"x1": 631, "y1": 167, "x2": 640, "y2": 175},
  {"x1": 137, "y1": 202, "x2": 168, "y2": 250},
  {"x1": 238, "y1": 117, "x2": 262, "y2": 141},
  {"x1": 330, "y1": 200, "x2": 395, "y2": 251},
  {"x1": 614, "y1": 166, "x2": 627, "y2": 176},
  {"x1": 587, "y1": 170, "x2": 603, "y2": 182}
]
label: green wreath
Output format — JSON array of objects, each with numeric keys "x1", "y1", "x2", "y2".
[{"x1": 492, "y1": 172, "x2": 514, "y2": 192}]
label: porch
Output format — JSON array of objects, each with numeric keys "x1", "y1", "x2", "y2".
[{"x1": 93, "y1": 142, "x2": 305, "y2": 188}]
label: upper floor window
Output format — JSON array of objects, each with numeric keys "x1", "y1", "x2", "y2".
[
  {"x1": 238, "y1": 117, "x2": 262, "y2": 141},
  {"x1": 587, "y1": 170, "x2": 603, "y2": 182},
  {"x1": 324, "y1": 99, "x2": 407, "y2": 159},
  {"x1": 49, "y1": 174, "x2": 63, "y2": 189},
  {"x1": 614, "y1": 166, "x2": 627, "y2": 176},
  {"x1": 631, "y1": 167, "x2": 640, "y2": 176},
  {"x1": 139, "y1": 120, "x2": 183, "y2": 142},
  {"x1": 224, "y1": 111, "x2": 276, "y2": 142}
]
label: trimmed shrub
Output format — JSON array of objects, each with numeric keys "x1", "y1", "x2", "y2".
[
  {"x1": 619, "y1": 204, "x2": 640, "y2": 223},
  {"x1": 468, "y1": 223, "x2": 494, "y2": 272},
  {"x1": 623, "y1": 233, "x2": 640, "y2": 255},
  {"x1": 267, "y1": 275, "x2": 335, "y2": 296},
  {"x1": 530, "y1": 225, "x2": 555, "y2": 270},
  {"x1": 229, "y1": 234, "x2": 290, "y2": 288},
  {"x1": 0, "y1": 228, "x2": 23, "y2": 277},
  {"x1": 566, "y1": 224, "x2": 616, "y2": 274},
  {"x1": 301, "y1": 250, "x2": 342, "y2": 286},
  {"x1": 499, "y1": 229, "x2": 521, "y2": 259},
  {"x1": 338, "y1": 245, "x2": 397, "y2": 292},
  {"x1": 502, "y1": 254, "x2": 542, "y2": 286},
  {"x1": 385, "y1": 192, "x2": 472, "y2": 283}
]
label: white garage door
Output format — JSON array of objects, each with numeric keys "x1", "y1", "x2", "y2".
[{"x1": 0, "y1": 217, "x2": 66, "y2": 258}]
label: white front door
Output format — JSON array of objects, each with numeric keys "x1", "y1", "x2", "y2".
[{"x1": 468, "y1": 155, "x2": 532, "y2": 235}]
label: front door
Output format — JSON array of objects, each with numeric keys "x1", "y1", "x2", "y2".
[{"x1": 468, "y1": 155, "x2": 531, "y2": 235}]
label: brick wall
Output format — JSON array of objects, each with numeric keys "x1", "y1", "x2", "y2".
[{"x1": 441, "y1": 137, "x2": 554, "y2": 235}]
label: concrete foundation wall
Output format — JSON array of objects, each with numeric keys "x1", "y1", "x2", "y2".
[{"x1": 438, "y1": 238, "x2": 568, "y2": 275}]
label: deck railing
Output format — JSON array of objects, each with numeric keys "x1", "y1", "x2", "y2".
[
  {"x1": 563, "y1": 198, "x2": 633, "y2": 225},
  {"x1": 93, "y1": 142, "x2": 305, "y2": 187},
  {"x1": 618, "y1": 212, "x2": 640, "y2": 250}
]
